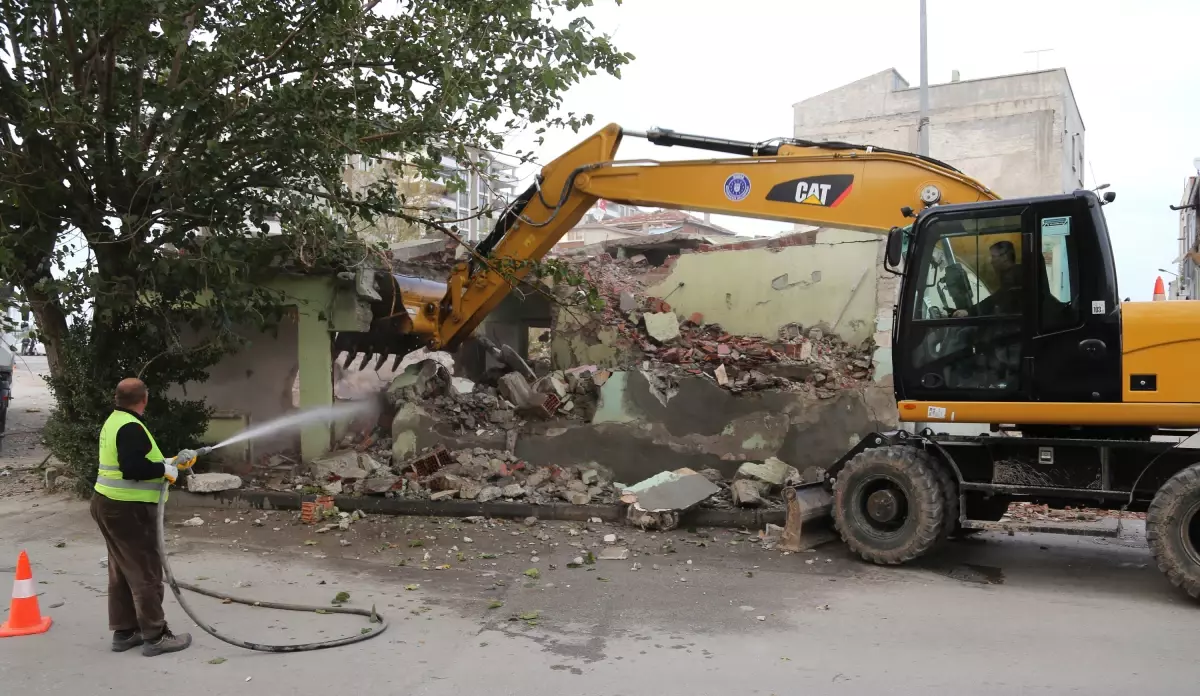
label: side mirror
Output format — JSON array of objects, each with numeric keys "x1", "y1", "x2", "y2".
[
  {"x1": 886, "y1": 227, "x2": 905, "y2": 267},
  {"x1": 1102, "y1": 191, "x2": 1116, "y2": 204}
]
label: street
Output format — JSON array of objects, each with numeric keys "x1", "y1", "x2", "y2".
[{"x1": 1, "y1": 491, "x2": 1196, "y2": 695}]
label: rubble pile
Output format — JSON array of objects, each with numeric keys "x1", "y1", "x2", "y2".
[
  {"x1": 1004, "y1": 502, "x2": 1145, "y2": 522},
  {"x1": 562, "y1": 254, "x2": 874, "y2": 397},
  {"x1": 298, "y1": 445, "x2": 622, "y2": 506}
]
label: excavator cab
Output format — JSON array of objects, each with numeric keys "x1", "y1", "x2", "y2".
[{"x1": 892, "y1": 190, "x2": 1123, "y2": 413}]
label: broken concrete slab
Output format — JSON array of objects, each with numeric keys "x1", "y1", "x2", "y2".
[
  {"x1": 310, "y1": 451, "x2": 373, "y2": 481},
  {"x1": 619, "y1": 291, "x2": 637, "y2": 313},
  {"x1": 457, "y1": 480, "x2": 483, "y2": 500},
  {"x1": 644, "y1": 311, "x2": 681, "y2": 343},
  {"x1": 598, "y1": 546, "x2": 630, "y2": 561},
  {"x1": 622, "y1": 468, "x2": 720, "y2": 513},
  {"x1": 731, "y1": 479, "x2": 767, "y2": 507},
  {"x1": 501, "y1": 483, "x2": 526, "y2": 498},
  {"x1": 477, "y1": 485, "x2": 504, "y2": 503},
  {"x1": 361, "y1": 475, "x2": 401, "y2": 495},
  {"x1": 186, "y1": 473, "x2": 243, "y2": 494},
  {"x1": 736, "y1": 457, "x2": 790, "y2": 487}
]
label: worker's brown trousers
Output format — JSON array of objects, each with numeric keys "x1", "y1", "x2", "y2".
[{"x1": 89, "y1": 494, "x2": 166, "y2": 638}]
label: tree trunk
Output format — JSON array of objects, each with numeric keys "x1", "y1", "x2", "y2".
[{"x1": 22, "y1": 281, "x2": 70, "y2": 379}]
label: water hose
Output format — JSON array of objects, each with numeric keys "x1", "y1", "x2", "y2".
[{"x1": 155, "y1": 482, "x2": 388, "y2": 652}]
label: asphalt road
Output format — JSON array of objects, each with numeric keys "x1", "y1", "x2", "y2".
[{"x1": 1, "y1": 493, "x2": 1198, "y2": 695}]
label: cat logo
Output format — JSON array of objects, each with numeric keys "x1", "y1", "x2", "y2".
[{"x1": 765, "y1": 174, "x2": 854, "y2": 208}]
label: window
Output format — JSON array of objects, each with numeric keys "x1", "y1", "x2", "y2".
[
  {"x1": 912, "y1": 213, "x2": 1024, "y2": 321},
  {"x1": 1038, "y1": 214, "x2": 1080, "y2": 331},
  {"x1": 906, "y1": 212, "x2": 1025, "y2": 393}
]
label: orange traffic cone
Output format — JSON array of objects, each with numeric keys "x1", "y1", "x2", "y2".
[
  {"x1": 0, "y1": 550, "x2": 53, "y2": 637},
  {"x1": 1153, "y1": 276, "x2": 1167, "y2": 301}
]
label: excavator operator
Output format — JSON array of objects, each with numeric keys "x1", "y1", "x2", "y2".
[{"x1": 952, "y1": 240, "x2": 1023, "y2": 318}]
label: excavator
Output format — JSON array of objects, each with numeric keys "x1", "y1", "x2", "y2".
[{"x1": 336, "y1": 123, "x2": 1200, "y2": 599}]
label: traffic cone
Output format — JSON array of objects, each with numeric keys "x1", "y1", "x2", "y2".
[
  {"x1": 0, "y1": 550, "x2": 53, "y2": 637},
  {"x1": 1153, "y1": 276, "x2": 1167, "y2": 301}
]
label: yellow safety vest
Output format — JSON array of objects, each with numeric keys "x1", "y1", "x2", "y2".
[{"x1": 94, "y1": 410, "x2": 167, "y2": 503}]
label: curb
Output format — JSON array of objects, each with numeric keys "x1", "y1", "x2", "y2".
[{"x1": 169, "y1": 490, "x2": 786, "y2": 529}]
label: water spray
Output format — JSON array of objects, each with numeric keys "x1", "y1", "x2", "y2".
[{"x1": 155, "y1": 399, "x2": 388, "y2": 652}]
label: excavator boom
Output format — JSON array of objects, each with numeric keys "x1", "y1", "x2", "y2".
[
  {"x1": 432, "y1": 123, "x2": 998, "y2": 350},
  {"x1": 333, "y1": 122, "x2": 998, "y2": 369}
]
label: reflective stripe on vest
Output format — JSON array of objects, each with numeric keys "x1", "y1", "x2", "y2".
[{"x1": 95, "y1": 410, "x2": 167, "y2": 503}]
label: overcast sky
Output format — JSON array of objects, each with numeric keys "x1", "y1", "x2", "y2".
[{"x1": 506, "y1": 0, "x2": 1200, "y2": 301}]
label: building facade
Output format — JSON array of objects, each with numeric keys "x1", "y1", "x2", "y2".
[
  {"x1": 792, "y1": 68, "x2": 1085, "y2": 198},
  {"x1": 1175, "y1": 167, "x2": 1199, "y2": 300}
]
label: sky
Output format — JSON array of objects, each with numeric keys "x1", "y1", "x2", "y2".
[{"x1": 504, "y1": 0, "x2": 1200, "y2": 301}]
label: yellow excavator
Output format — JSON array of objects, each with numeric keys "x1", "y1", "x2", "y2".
[{"x1": 337, "y1": 123, "x2": 1200, "y2": 599}]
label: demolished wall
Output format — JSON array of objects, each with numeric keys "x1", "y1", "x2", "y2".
[{"x1": 643, "y1": 233, "x2": 881, "y2": 345}]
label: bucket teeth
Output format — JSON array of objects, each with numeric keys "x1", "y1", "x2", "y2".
[
  {"x1": 343, "y1": 351, "x2": 358, "y2": 369},
  {"x1": 374, "y1": 353, "x2": 388, "y2": 370},
  {"x1": 391, "y1": 353, "x2": 404, "y2": 371},
  {"x1": 358, "y1": 352, "x2": 372, "y2": 370}
]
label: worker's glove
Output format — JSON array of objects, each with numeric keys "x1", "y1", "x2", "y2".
[
  {"x1": 169, "y1": 449, "x2": 199, "y2": 471},
  {"x1": 162, "y1": 460, "x2": 180, "y2": 485}
]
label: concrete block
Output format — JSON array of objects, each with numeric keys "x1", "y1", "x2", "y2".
[
  {"x1": 731, "y1": 479, "x2": 767, "y2": 507},
  {"x1": 186, "y1": 473, "x2": 243, "y2": 493},
  {"x1": 362, "y1": 476, "x2": 400, "y2": 495},
  {"x1": 736, "y1": 457, "x2": 790, "y2": 487},
  {"x1": 391, "y1": 431, "x2": 418, "y2": 465},
  {"x1": 310, "y1": 451, "x2": 372, "y2": 481},
  {"x1": 644, "y1": 312, "x2": 681, "y2": 343}
]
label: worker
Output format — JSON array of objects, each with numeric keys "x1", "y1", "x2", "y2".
[
  {"x1": 953, "y1": 240, "x2": 1024, "y2": 317},
  {"x1": 90, "y1": 377, "x2": 198, "y2": 656}
]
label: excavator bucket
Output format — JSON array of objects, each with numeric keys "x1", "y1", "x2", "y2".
[
  {"x1": 333, "y1": 271, "x2": 447, "y2": 373},
  {"x1": 779, "y1": 483, "x2": 837, "y2": 552}
]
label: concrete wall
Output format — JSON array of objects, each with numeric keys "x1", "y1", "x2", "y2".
[
  {"x1": 644, "y1": 235, "x2": 884, "y2": 346},
  {"x1": 171, "y1": 317, "x2": 300, "y2": 472},
  {"x1": 792, "y1": 68, "x2": 1083, "y2": 198},
  {"x1": 402, "y1": 370, "x2": 899, "y2": 484},
  {"x1": 168, "y1": 275, "x2": 372, "y2": 469}
]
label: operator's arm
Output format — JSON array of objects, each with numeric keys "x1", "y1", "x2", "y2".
[{"x1": 115, "y1": 422, "x2": 165, "y2": 480}]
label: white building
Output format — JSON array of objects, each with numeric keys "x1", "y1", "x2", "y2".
[
  {"x1": 345, "y1": 149, "x2": 520, "y2": 243},
  {"x1": 792, "y1": 68, "x2": 1086, "y2": 198},
  {"x1": 1174, "y1": 163, "x2": 1200, "y2": 300}
]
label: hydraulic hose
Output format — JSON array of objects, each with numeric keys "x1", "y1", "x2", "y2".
[{"x1": 155, "y1": 483, "x2": 388, "y2": 652}]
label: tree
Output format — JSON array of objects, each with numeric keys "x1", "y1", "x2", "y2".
[{"x1": 0, "y1": 0, "x2": 631, "y2": 487}]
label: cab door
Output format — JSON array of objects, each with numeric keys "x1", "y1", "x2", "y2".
[
  {"x1": 1026, "y1": 196, "x2": 1123, "y2": 403},
  {"x1": 896, "y1": 206, "x2": 1034, "y2": 403}
]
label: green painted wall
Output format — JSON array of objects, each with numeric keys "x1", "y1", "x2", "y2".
[{"x1": 645, "y1": 241, "x2": 881, "y2": 345}]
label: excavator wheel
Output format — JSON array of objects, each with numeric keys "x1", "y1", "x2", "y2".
[
  {"x1": 1147, "y1": 462, "x2": 1200, "y2": 600},
  {"x1": 930, "y1": 460, "x2": 960, "y2": 540},
  {"x1": 832, "y1": 445, "x2": 947, "y2": 565}
]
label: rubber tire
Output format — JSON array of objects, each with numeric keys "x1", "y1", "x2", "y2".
[
  {"x1": 1147, "y1": 463, "x2": 1200, "y2": 600},
  {"x1": 833, "y1": 446, "x2": 947, "y2": 565},
  {"x1": 931, "y1": 459, "x2": 960, "y2": 539}
]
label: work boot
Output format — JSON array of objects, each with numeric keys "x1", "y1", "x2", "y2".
[
  {"x1": 111, "y1": 630, "x2": 144, "y2": 652},
  {"x1": 142, "y1": 627, "x2": 192, "y2": 656}
]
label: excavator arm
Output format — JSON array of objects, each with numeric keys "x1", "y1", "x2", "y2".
[{"x1": 334, "y1": 123, "x2": 999, "y2": 369}]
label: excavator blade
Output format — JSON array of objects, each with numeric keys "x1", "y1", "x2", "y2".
[{"x1": 779, "y1": 483, "x2": 837, "y2": 552}]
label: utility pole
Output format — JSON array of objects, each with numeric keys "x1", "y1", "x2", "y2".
[{"x1": 918, "y1": 0, "x2": 930, "y2": 156}]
